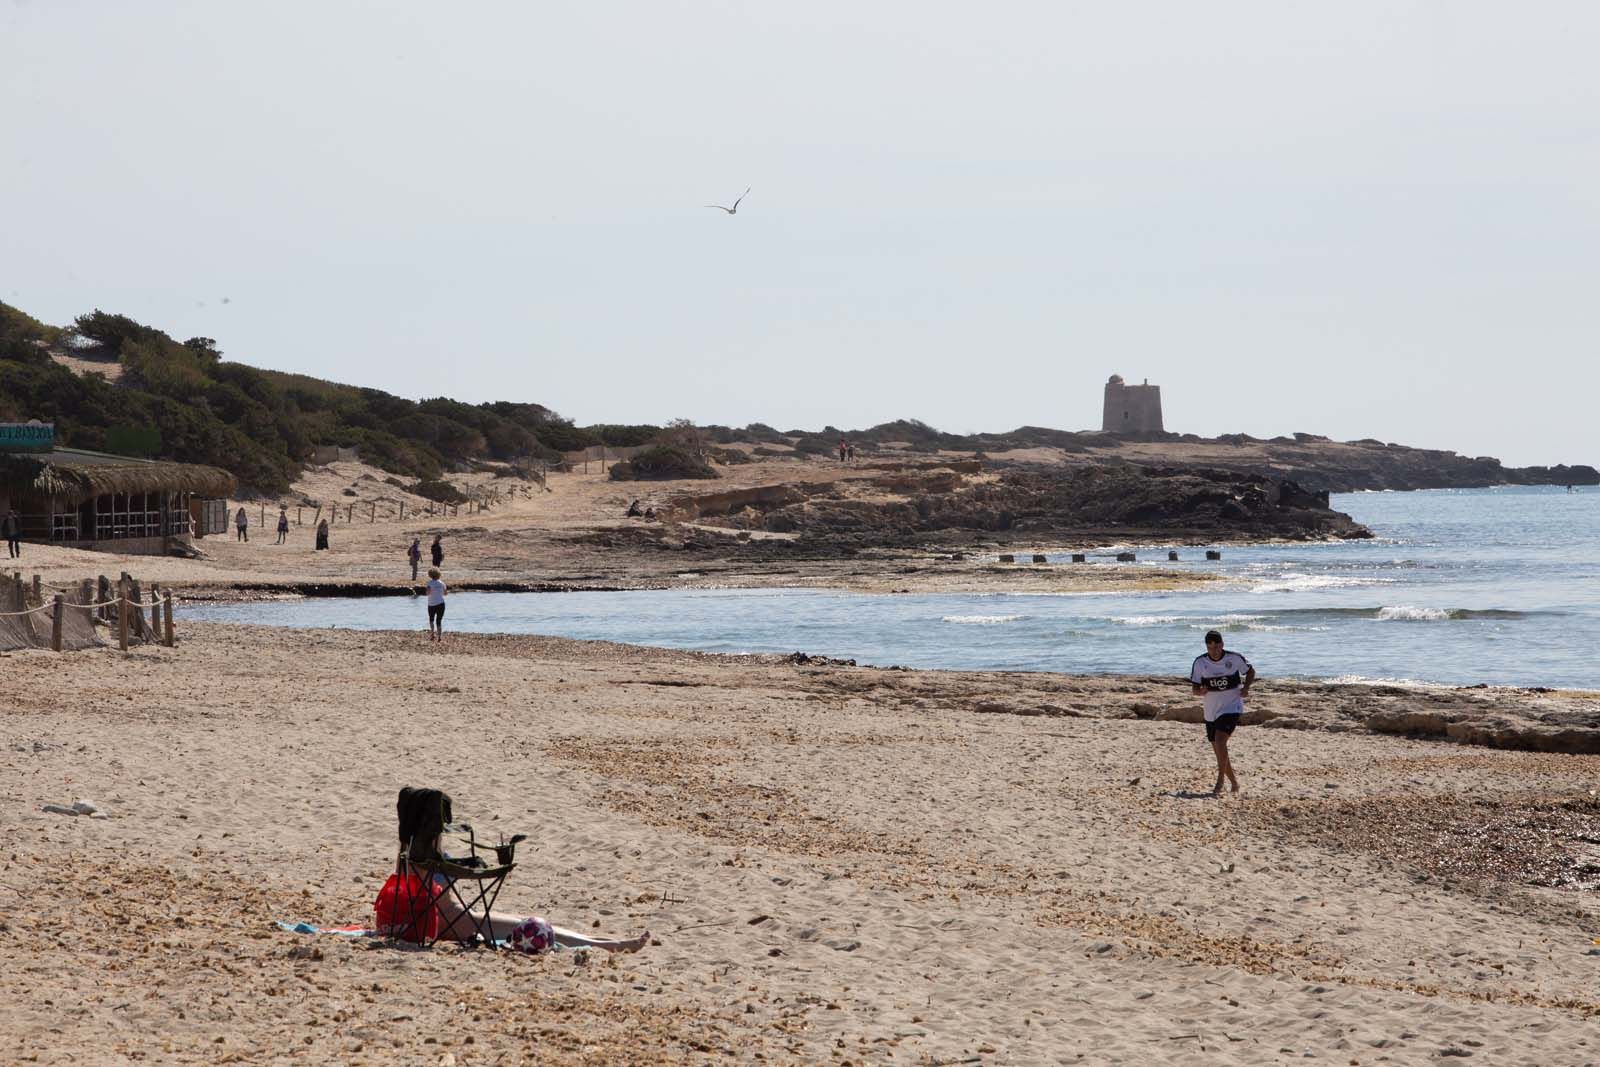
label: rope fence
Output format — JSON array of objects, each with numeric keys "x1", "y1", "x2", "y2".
[{"x1": 1, "y1": 571, "x2": 177, "y2": 653}]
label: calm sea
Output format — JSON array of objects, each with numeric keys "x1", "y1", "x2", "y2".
[{"x1": 187, "y1": 487, "x2": 1600, "y2": 689}]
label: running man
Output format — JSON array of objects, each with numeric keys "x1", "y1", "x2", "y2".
[{"x1": 1190, "y1": 629, "x2": 1255, "y2": 795}]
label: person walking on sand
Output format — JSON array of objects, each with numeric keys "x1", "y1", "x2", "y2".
[
  {"x1": 276, "y1": 507, "x2": 290, "y2": 545},
  {"x1": 424, "y1": 567, "x2": 447, "y2": 642},
  {"x1": 408, "y1": 537, "x2": 423, "y2": 580},
  {"x1": 3, "y1": 508, "x2": 20, "y2": 559},
  {"x1": 235, "y1": 506, "x2": 249, "y2": 542},
  {"x1": 1190, "y1": 630, "x2": 1255, "y2": 795},
  {"x1": 430, "y1": 534, "x2": 444, "y2": 569},
  {"x1": 316, "y1": 518, "x2": 330, "y2": 551}
]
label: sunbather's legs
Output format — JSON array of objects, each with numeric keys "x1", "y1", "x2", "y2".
[{"x1": 435, "y1": 902, "x2": 647, "y2": 952}]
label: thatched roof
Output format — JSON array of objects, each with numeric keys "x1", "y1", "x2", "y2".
[{"x1": 0, "y1": 449, "x2": 235, "y2": 500}]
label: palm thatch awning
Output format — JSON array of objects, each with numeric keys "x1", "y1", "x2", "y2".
[{"x1": 0, "y1": 448, "x2": 235, "y2": 501}]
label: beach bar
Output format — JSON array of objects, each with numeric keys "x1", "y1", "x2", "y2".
[{"x1": 0, "y1": 439, "x2": 235, "y2": 555}]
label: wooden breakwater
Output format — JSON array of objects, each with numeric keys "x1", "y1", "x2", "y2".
[{"x1": 0, "y1": 570, "x2": 176, "y2": 653}]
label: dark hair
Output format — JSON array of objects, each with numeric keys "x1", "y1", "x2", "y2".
[
  {"x1": 396, "y1": 786, "x2": 452, "y2": 863},
  {"x1": 1203, "y1": 630, "x2": 1223, "y2": 644}
]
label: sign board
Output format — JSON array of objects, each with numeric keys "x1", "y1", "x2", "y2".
[{"x1": 0, "y1": 422, "x2": 54, "y2": 452}]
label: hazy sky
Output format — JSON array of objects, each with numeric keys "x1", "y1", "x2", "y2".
[{"x1": 4, "y1": 2, "x2": 1597, "y2": 465}]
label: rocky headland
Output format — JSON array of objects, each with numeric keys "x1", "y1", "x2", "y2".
[{"x1": 666, "y1": 460, "x2": 1370, "y2": 546}]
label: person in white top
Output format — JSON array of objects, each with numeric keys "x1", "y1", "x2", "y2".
[
  {"x1": 1189, "y1": 630, "x2": 1255, "y2": 795},
  {"x1": 425, "y1": 567, "x2": 447, "y2": 642}
]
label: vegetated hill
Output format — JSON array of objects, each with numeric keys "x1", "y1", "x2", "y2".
[{"x1": 0, "y1": 304, "x2": 666, "y2": 494}]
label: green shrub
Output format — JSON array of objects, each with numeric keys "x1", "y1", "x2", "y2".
[
  {"x1": 408, "y1": 479, "x2": 468, "y2": 504},
  {"x1": 608, "y1": 445, "x2": 719, "y2": 481}
]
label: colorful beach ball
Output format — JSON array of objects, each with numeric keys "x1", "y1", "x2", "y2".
[{"x1": 507, "y1": 916, "x2": 554, "y2": 954}]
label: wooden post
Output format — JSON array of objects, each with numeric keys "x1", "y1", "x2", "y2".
[
  {"x1": 117, "y1": 584, "x2": 129, "y2": 652},
  {"x1": 51, "y1": 594, "x2": 63, "y2": 652},
  {"x1": 370, "y1": 502, "x2": 376, "y2": 523},
  {"x1": 313, "y1": 506, "x2": 321, "y2": 527},
  {"x1": 260, "y1": 503, "x2": 265, "y2": 528},
  {"x1": 297, "y1": 506, "x2": 303, "y2": 526},
  {"x1": 149, "y1": 590, "x2": 161, "y2": 635},
  {"x1": 31, "y1": 573, "x2": 42, "y2": 606},
  {"x1": 163, "y1": 593, "x2": 174, "y2": 647},
  {"x1": 399, "y1": 502, "x2": 406, "y2": 521},
  {"x1": 347, "y1": 504, "x2": 353, "y2": 523}
]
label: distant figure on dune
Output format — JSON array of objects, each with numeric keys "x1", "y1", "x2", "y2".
[
  {"x1": 431, "y1": 535, "x2": 444, "y2": 568},
  {"x1": 316, "y1": 518, "x2": 330, "y2": 551},
  {"x1": 276, "y1": 506, "x2": 289, "y2": 544},
  {"x1": 837, "y1": 439, "x2": 848, "y2": 463},
  {"x1": 408, "y1": 537, "x2": 422, "y2": 580},
  {"x1": 1190, "y1": 630, "x2": 1255, "y2": 795},
  {"x1": 846, "y1": 442, "x2": 856, "y2": 463},
  {"x1": 3, "y1": 508, "x2": 20, "y2": 559},
  {"x1": 235, "y1": 506, "x2": 249, "y2": 542},
  {"x1": 626, "y1": 499, "x2": 643, "y2": 518}
]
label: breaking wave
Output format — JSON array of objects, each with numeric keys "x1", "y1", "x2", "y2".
[{"x1": 941, "y1": 614, "x2": 1026, "y2": 625}]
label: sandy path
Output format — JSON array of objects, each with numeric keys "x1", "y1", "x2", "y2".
[{"x1": 3, "y1": 625, "x2": 1596, "y2": 1064}]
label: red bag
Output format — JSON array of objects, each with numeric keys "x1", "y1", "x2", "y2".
[{"x1": 373, "y1": 871, "x2": 439, "y2": 942}]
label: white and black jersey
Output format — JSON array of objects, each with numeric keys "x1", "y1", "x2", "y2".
[{"x1": 1190, "y1": 651, "x2": 1252, "y2": 721}]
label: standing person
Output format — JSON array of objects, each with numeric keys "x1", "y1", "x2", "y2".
[
  {"x1": 276, "y1": 507, "x2": 290, "y2": 545},
  {"x1": 837, "y1": 439, "x2": 848, "y2": 463},
  {"x1": 430, "y1": 534, "x2": 444, "y2": 569},
  {"x1": 3, "y1": 508, "x2": 20, "y2": 559},
  {"x1": 235, "y1": 506, "x2": 249, "y2": 542},
  {"x1": 1190, "y1": 630, "x2": 1255, "y2": 796},
  {"x1": 424, "y1": 567, "x2": 447, "y2": 642},
  {"x1": 846, "y1": 442, "x2": 856, "y2": 463},
  {"x1": 408, "y1": 537, "x2": 423, "y2": 580},
  {"x1": 3, "y1": 507, "x2": 20, "y2": 558},
  {"x1": 315, "y1": 518, "x2": 330, "y2": 551}
]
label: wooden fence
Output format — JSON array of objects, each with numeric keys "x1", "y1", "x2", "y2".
[{"x1": 0, "y1": 569, "x2": 176, "y2": 653}]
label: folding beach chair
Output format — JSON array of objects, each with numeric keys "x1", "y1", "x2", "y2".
[{"x1": 379, "y1": 786, "x2": 527, "y2": 948}]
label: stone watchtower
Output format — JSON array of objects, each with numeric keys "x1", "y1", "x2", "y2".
[{"x1": 1102, "y1": 374, "x2": 1164, "y2": 433}]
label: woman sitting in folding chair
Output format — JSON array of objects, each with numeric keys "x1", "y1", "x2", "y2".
[{"x1": 380, "y1": 786, "x2": 649, "y2": 954}]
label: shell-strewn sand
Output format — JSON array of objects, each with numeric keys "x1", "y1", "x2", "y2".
[{"x1": 3, "y1": 625, "x2": 1597, "y2": 1065}]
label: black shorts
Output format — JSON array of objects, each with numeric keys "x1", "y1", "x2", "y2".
[
  {"x1": 1205, "y1": 713, "x2": 1241, "y2": 743},
  {"x1": 428, "y1": 604, "x2": 445, "y2": 624}
]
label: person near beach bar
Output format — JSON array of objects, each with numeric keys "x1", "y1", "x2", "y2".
[
  {"x1": 276, "y1": 507, "x2": 290, "y2": 545},
  {"x1": 3, "y1": 508, "x2": 20, "y2": 558},
  {"x1": 1190, "y1": 630, "x2": 1254, "y2": 795},
  {"x1": 408, "y1": 537, "x2": 422, "y2": 580},
  {"x1": 430, "y1": 534, "x2": 444, "y2": 568},
  {"x1": 315, "y1": 518, "x2": 330, "y2": 550},
  {"x1": 235, "y1": 506, "x2": 249, "y2": 542},
  {"x1": 425, "y1": 567, "x2": 447, "y2": 642}
]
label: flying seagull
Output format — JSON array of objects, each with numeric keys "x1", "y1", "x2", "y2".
[{"x1": 705, "y1": 187, "x2": 750, "y2": 215}]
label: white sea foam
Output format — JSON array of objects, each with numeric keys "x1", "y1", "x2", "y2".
[
  {"x1": 1247, "y1": 573, "x2": 1394, "y2": 593},
  {"x1": 1375, "y1": 605, "x2": 1452, "y2": 622},
  {"x1": 942, "y1": 614, "x2": 1025, "y2": 625}
]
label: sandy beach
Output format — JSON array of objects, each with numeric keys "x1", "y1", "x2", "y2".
[
  {"x1": 10, "y1": 456, "x2": 1218, "y2": 598},
  {"x1": 3, "y1": 620, "x2": 1598, "y2": 1065}
]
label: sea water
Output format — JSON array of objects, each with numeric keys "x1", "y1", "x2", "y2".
[{"x1": 187, "y1": 486, "x2": 1600, "y2": 689}]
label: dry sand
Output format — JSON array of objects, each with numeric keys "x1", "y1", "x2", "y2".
[{"x1": 3, "y1": 625, "x2": 1598, "y2": 1065}]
